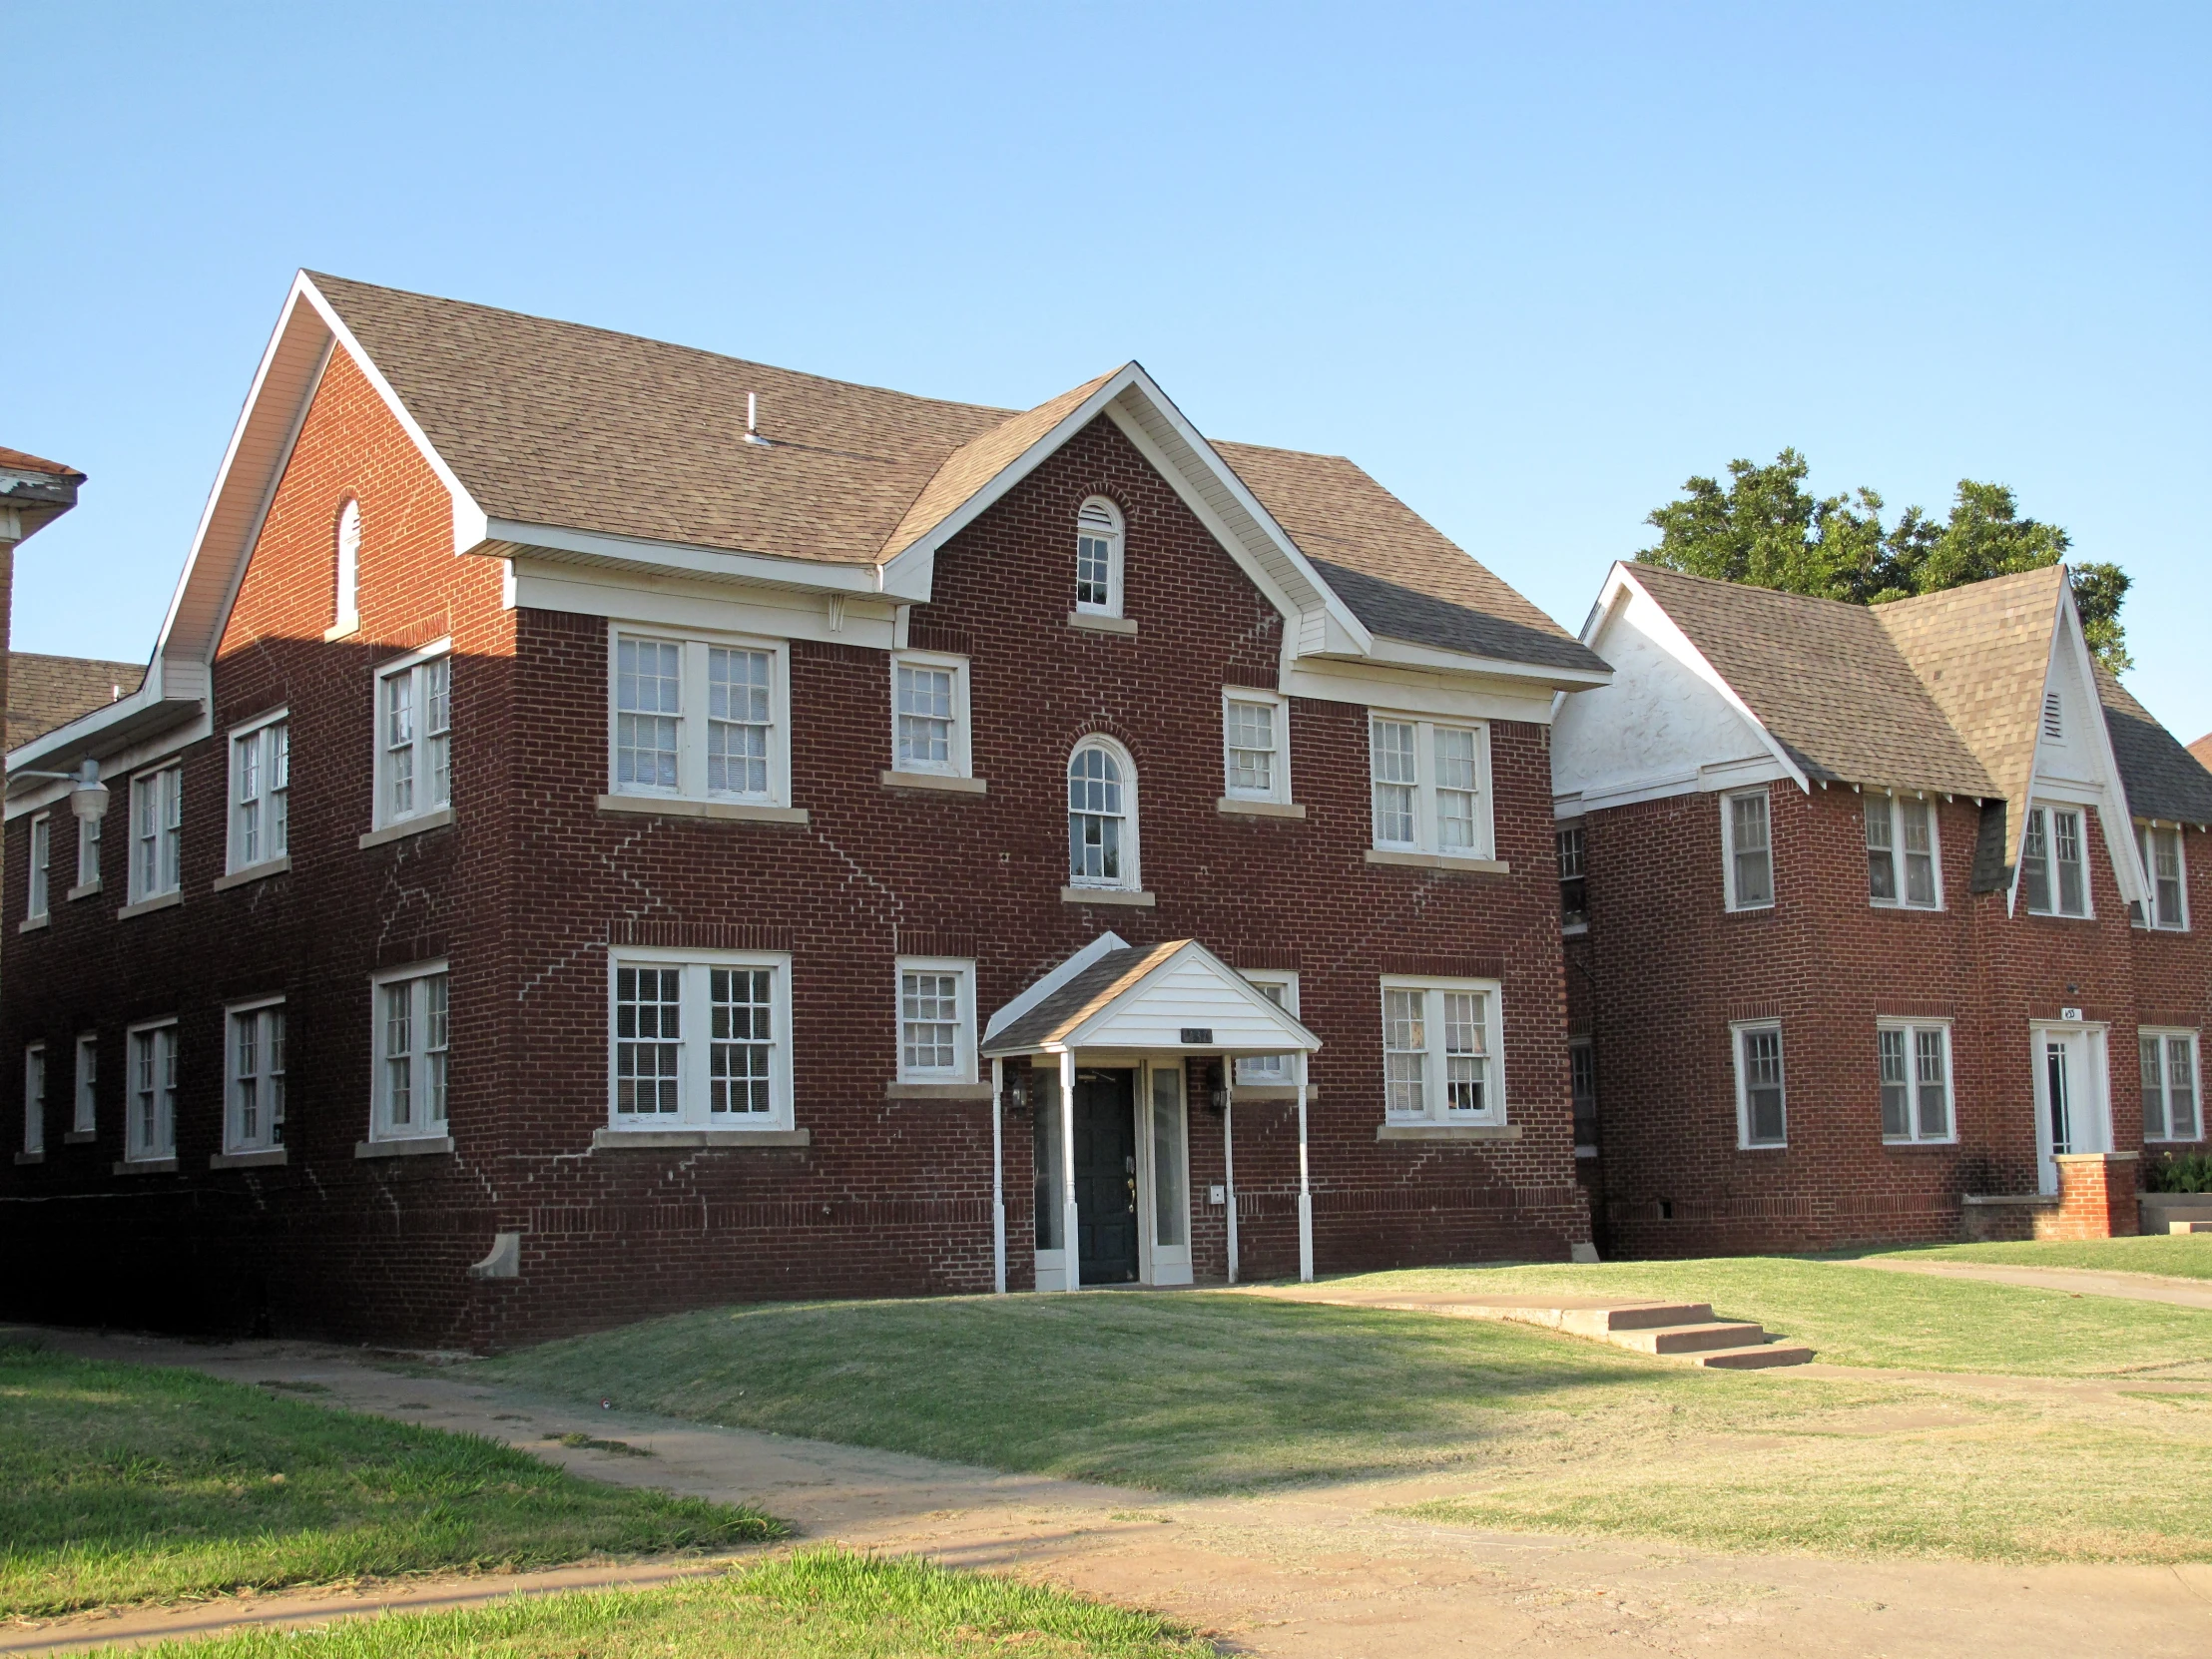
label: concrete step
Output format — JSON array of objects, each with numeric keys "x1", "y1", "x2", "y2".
[
  {"x1": 1610, "y1": 1321, "x2": 1770, "y2": 1355},
  {"x1": 1555, "y1": 1302, "x2": 1714, "y2": 1338},
  {"x1": 2171, "y1": 1221, "x2": 2212, "y2": 1235},
  {"x1": 1690, "y1": 1343, "x2": 1817, "y2": 1369}
]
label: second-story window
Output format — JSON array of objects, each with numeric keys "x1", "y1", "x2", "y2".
[
  {"x1": 1867, "y1": 795, "x2": 1938, "y2": 909},
  {"x1": 2021, "y1": 804, "x2": 2089, "y2": 916},
  {"x1": 26, "y1": 813, "x2": 50, "y2": 922},
  {"x1": 229, "y1": 715, "x2": 289, "y2": 872},
  {"x1": 76, "y1": 807, "x2": 101, "y2": 892},
  {"x1": 609, "y1": 630, "x2": 790, "y2": 808},
  {"x1": 1074, "y1": 497, "x2": 1123, "y2": 616},
  {"x1": 1369, "y1": 715, "x2": 1492, "y2": 859},
  {"x1": 1557, "y1": 826, "x2": 1587, "y2": 929},
  {"x1": 129, "y1": 764, "x2": 183, "y2": 904},
  {"x1": 2137, "y1": 825, "x2": 2188, "y2": 930},
  {"x1": 888, "y1": 653, "x2": 971, "y2": 779},
  {"x1": 1067, "y1": 739, "x2": 1139, "y2": 890},
  {"x1": 1722, "y1": 789, "x2": 1773, "y2": 910},
  {"x1": 226, "y1": 1000, "x2": 286, "y2": 1154},
  {"x1": 375, "y1": 647, "x2": 452, "y2": 830},
  {"x1": 1222, "y1": 690, "x2": 1290, "y2": 807}
]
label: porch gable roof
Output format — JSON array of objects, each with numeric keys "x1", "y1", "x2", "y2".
[{"x1": 982, "y1": 938, "x2": 1321, "y2": 1059}]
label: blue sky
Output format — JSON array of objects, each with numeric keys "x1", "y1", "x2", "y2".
[{"x1": 8, "y1": 2, "x2": 2208, "y2": 736}]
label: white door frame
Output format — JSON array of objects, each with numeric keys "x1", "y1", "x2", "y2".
[
  {"x1": 1032, "y1": 1053, "x2": 1196, "y2": 1290},
  {"x1": 2029, "y1": 1021, "x2": 2111, "y2": 1195}
]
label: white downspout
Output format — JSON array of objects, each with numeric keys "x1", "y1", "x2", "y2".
[
  {"x1": 1224, "y1": 1073, "x2": 1239, "y2": 1286},
  {"x1": 1297, "y1": 1077, "x2": 1313, "y2": 1284},
  {"x1": 990, "y1": 1056, "x2": 1006, "y2": 1296},
  {"x1": 1059, "y1": 1049, "x2": 1080, "y2": 1292}
]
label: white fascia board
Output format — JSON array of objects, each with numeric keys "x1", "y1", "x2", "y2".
[
  {"x1": 7, "y1": 699, "x2": 210, "y2": 820},
  {"x1": 2023, "y1": 576, "x2": 2146, "y2": 911},
  {"x1": 1059, "y1": 938, "x2": 1324, "y2": 1054},
  {"x1": 1279, "y1": 654, "x2": 1559, "y2": 724},
  {"x1": 1360, "y1": 633, "x2": 1613, "y2": 690},
  {"x1": 983, "y1": 930, "x2": 1129, "y2": 1043},
  {"x1": 485, "y1": 520, "x2": 886, "y2": 596}
]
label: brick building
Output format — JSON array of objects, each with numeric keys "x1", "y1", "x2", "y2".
[
  {"x1": 1553, "y1": 561, "x2": 2212, "y2": 1257},
  {"x1": 1, "y1": 273, "x2": 1609, "y2": 1349}
]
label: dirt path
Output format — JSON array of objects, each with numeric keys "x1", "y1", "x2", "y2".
[
  {"x1": 1845, "y1": 1254, "x2": 2212, "y2": 1309},
  {"x1": 13, "y1": 1328, "x2": 2212, "y2": 1658}
]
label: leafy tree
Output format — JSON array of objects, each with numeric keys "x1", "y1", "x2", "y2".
[{"x1": 1637, "y1": 452, "x2": 2130, "y2": 672}]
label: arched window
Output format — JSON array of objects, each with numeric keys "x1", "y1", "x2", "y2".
[
  {"x1": 334, "y1": 499, "x2": 362, "y2": 629},
  {"x1": 1074, "y1": 497, "x2": 1122, "y2": 617},
  {"x1": 1068, "y1": 739, "x2": 1137, "y2": 889}
]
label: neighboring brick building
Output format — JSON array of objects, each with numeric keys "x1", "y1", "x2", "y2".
[
  {"x1": 1, "y1": 273, "x2": 1610, "y2": 1349},
  {"x1": 1553, "y1": 562, "x2": 2212, "y2": 1258},
  {"x1": 8, "y1": 653, "x2": 143, "y2": 751}
]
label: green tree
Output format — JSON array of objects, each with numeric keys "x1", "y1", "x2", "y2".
[{"x1": 1637, "y1": 453, "x2": 2131, "y2": 672}]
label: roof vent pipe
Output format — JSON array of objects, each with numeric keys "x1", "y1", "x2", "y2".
[{"x1": 744, "y1": 392, "x2": 771, "y2": 447}]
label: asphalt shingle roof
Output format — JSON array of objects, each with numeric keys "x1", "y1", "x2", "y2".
[{"x1": 7, "y1": 653, "x2": 143, "y2": 751}]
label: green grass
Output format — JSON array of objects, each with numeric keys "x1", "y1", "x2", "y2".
[
  {"x1": 0, "y1": 1342, "x2": 781, "y2": 1619},
  {"x1": 97, "y1": 1550, "x2": 1207, "y2": 1658},
  {"x1": 1876, "y1": 1234, "x2": 2212, "y2": 1281}
]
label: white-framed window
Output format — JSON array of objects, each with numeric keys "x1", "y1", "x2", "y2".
[
  {"x1": 226, "y1": 998, "x2": 286, "y2": 1153},
  {"x1": 894, "y1": 955, "x2": 976, "y2": 1084},
  {"x1": 1722, "y1": 789, "x2": 1773, "y2": 910},
  {"x1": 228, "y1": 712, "x2": 289, "y2": 871},
  {"x1": 1569, "y1": 1038, "x2": 1598, "y2": 1150},
  {"x1": 126, "y1": 1020, "x2": 178, "y2": 1162},
  {"x1": 23, "y1": 1042, "x2": 45, "y2": 1156},
  {"x1": 374, "y1": 645, "x2": 452, "y2": 829},
  {"x1": 77, "y1": 807, "x2": 101, "y2": 891},
  {"x1": 1557, "y1": 826, "x2": 1588, "y2": 930},
  {"x1": 1878, "y1": 1020, "x2": 1953, "y2": 1143},
  {"x1": 73, "y1": 1033, "x2": 96, "y2": 1135},
  {"x1": 2141, "y1": 1028, "x2": 2201, "y2": 1143},
  {"x1": 888, "y1": 652, "x2": 971, "y2": 779},
  {"x1": 26, "y1": 812, "x2": 50, "y2": 921},
  {"x1": 2137, "y1": 825, "x2": 2188, "y2": 931},
  {"x1": 1235, "y1": 971, "x2": 1302, "y2": 1086},
  {"x1": 1074, "y1": 496, "x2": 1124, "y2": 616},
  {"x1": 129, "y1": 764, "x2": 183, "y2": 903},
  {"x1": 1380, "y1": 977, "x2": 1504, "y2": 1124},
  {"x1": 334, "y1": 498, "x2": 361, "y2": 630},
  {"x1": 1867, "y1": 795, "x2": 1939, "y2": 909},
  {"x1": 1732, "y1": 1021, "x2": 1787, "y2": 1147},
  {"x1": 609, "y1": 627, "x2": 792, "y2": 807},
  {"x1": 607, "y1": 947, "x2": 793, "y2": 1130},
  {"x1": 2021, "y1": 804, "x2": 2090, "y2": 917},
  {"x1": 1368, "y1": 714, "x2": 1492, "y2": 857},
  {"x1": 370, "y1": 962, "x2": 449, "y2": 1141},
  {"x1": 1222, "y1": 688, "x2": 1290, "y2": 805},
  {"x1": 1067, "y1": 737, "x2": 1140, "y2": 890}
]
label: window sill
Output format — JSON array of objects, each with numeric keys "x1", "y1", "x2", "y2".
[
  {"x1": 1217, "y1": 797, "x2": 1306, "y2": 820},
  {"x1": 211, "y1": 1148, "x2": 288, "y2": 1169},
  {"x1": 1377, "y1": 1122, "x2": 1521, "y2": 1142},
  {"x1": 1230, "y1": 1086, "x2": 1319, "y2": 1102},
  {"x1": 1060, "y1": 886, "x2": 1156, "y2": 907},
  {"x1": 354, "y1": 1136, "x2": 453, "y2": 1159},
  {"x1": 215, "y1": 855, "x2": 291, "y2": 891},
  {"x1": 1575, "y1": 1144, "x2": 1599, "y2": 1159},
  {"x1": 592, "y1": 1127, "x2": 811, "y2": 1149},
  {"x1": 1725, "y1": 903, "x2": 1776, "y2": 916},
  {"x1": 323, "y1": 616, "x2": 361, "y2": 643},
  {"x1": 66, "y1": 880, "x2": 103, "y2": 903},
  {"x1": 885, "y1": 1082, "x2": 994, "y2": 1100},
  {"x1": 1881, "y1": 1139, "x2": 1958, "y2": 1151},
  {"x1": 14, "y1": 1150, "x2": 43, "y2": 1165},
  {"x1": 63, "y1": 1130, "x2": 96, "y2": 1144},
  {"x1": 2024, "y1": 911, "x2": 2098, "y2": 923},
  {"x1": 1870, "y1": 901, "x2": 1943, "y2": 913},
  {"x1": 596, "y1": 795, "x2": 810, "y2": 826},
  {"x1": 116, "y1": 890, "x2": 182, "y2": 922},
  {"x1": 1962, "y1": 1192, "x2": 2059, "y2": 1208},
  {"x1": 880, "y1": 771, "x2": 988, "y2": 796},
  {"x1": 359, "y1": 809, "x2": 452, "y2": 850},
  {"x1": 1365, "y1": 849, "x2": 1509, "y2": 875},
  {"x1": 18, "y1": 913, "x2": 48, "y2": 933},
  {"x1": 1738, "y1": 1142, "x2": 1788, "y2": 1152},
  {"x1": 113, "y1": 1157, "x2": 178, "y2": 1174},
  {"x1": 1066, "y1": 611, "x2": 1138, "y2": 636},
  {"x1": 1562, "y1": 922, "x2": 1589, "y2": 937}
]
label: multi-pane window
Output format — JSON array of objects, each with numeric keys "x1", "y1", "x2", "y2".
[
  {"x1": 1222, "y1": 691, "x2": 1288, "y2": 804},
  {"x1": 74, "y1": 1034, "x2": 96, "y2": 1135},
  {"x1": 1368, "y1": 716, "x2": 1492, "y2": 857},
  {"x1": 1235, "y1": 973, "x2": 1300, "y2": 1086},
  {"x1": 1381, "y1": 980, "x2": 1503, "y2": 1123},
  {"x1": 1068, "y1": 742, "x2": 1137, "y2": 888},
  {"x1": 889, "y1": 654, "x2": 970, "y2": 778},
  {"x1": 2142, "y1": 1030, "x2": 2201, "y2": 1142},
  {"x1": 129, "y1": 765, "x2": 183, "y2": 903},
  {"x1": 1734, "y1": 1022, "x2": 1786, "y2": 1147},
  {"x1": 230, "y1": 716, "x2": 289, "y2": 870},
  {"x1": 127, "y1": 1022, "x2": 177, "y2": 1162},
  {"x1": 606, "y1": 952, "x2": 792, "y2": 1129},
  {"x1": 371, "y1": 965, "x2": 449, "y2": 1141},
  {"x1": 1723, "y1": 790, "x2": 1773, "y2": 909},
  {"x1": 375, "y1": 651, "x2": 452, "y2": 829},
  {"x1": 1867, "y1": 796, "x2": 1938, "y2": 909},
  {"x1": 23, "y1": 1043, "x2": 44, "y2": 1156},
  {"x1": 1569, "y1": 1039, "x2": 1598, "y2": 1150},
  {"x1": 2021, "y1": 805, "x2": 2089, "y2": 916},
  {"x1": 2137, "y1": 826, "x2": 2187, "y2": 930},
  {"x1": 1557, "y1": 826, "x2": 1587, "y2": 929},
  {"x1": 895, "y1": 957, "x2": 975, "y2": 1083},
  {"x1": 227, "y1": 1002, "x2": 286, "y2": 1153},
  {"x1": 26, "y1": 813, "x2": 49, "y2": 920},
  {"x1": 1074, "y1": 496, "x2": 1123, "y2": 615},
  {"x1": 610, "y1": 632, "x2": 789, "y2": 806},
  {"x1": 77, "y1": 807, "x2": 101, "y2": 891},
  {"x1": 1878, "y1": 1022, "x2": 1952, "y2": 1143}
]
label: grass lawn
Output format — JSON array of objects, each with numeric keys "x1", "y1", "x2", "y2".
[
  {"x1": 0, "y1": 1342, "x2": 780, "y2": 1619},
  {"x1": 479, "y1": 1284, "x2": 2212, "y2": 1562},
  {"x1": 99, "y1": 1550, "x2": 1206, "y2": 1659},
  {"x1": 1873, "y1": 1234, "x2": 2212, "y2": 1281}
]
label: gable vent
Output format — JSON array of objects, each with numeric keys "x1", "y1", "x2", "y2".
[
  {"x1": 1077, "y1": 499, "x2": 1119, "y2": 532},
  {"x1": 2043, "y1": 692, "x2": 2063, "y2": 741}
]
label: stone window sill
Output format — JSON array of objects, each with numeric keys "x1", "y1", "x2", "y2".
[
  {"x1": 1217, "y1": 797, "x2": 1306, "y2": 820},
  {"x1": 359, "y1": 809, "x2": 452, "y2": 850},
  {"x1": 1962, "y1": 1193, "x2": 2059, "y2": 1208},
  {"x1": 113, "y1": 1157, "x2": 179, "y2": 1174},
  {"x1": 1575, "y1": 1144, "x2": 1599, "y2": 1159},
  {"x1": 1365, "y1": 849, "x2": 1510, "y2": 875},
  {"x1": 1060, "y1": 886, "x2": 1156, "y2": 907},
  {"x1": 14, "y1": 1150, "x2": 43, "y2": 1165},
  {"x1": 1066, "y1": 611, "x2": 1138, "y2": 636},
  {"x1": 884, "y1": 1082, "x2": 994, "y2": 1101},
  {"x1": 1376, "y1": 1122, "x2": 1522, "y2": 1142},
  {"x1": 323, "y1": 616, "x2": 361, "y2": 643},
  {"x1": 880, "y1": 771, "x2": 987, "y2": 796},
  {"x1": 67, "y1": 880, "x2": 103, "y2": 903},
  {"x1": 355, "y1": 1136, "x2": 454, "y2": 1159},
  {"x1": 1881, "y1": 1138, "x2": 1959, "y2": 1151},
  {"x1": 63, "y1": 1130, "x2": 96, "y2": 1144},
  {"x1": 596, "y1": 795, "x2": 809, "y2": 826},
  {"x1": 215, "y1": 855, "x2": 291, "y2": 891},
  {"x1": 18, "y1": 913, "x2": 48, "y2": 933},
  {"x1": 211, "y1": 1148, "x2": 288, "y2": 1169},
  {"x1": 116, "y1": 890, "x2": 183, "y2": 922},
  {"x1": 592, "y1": 1127, "x2": 811, "y2": 1149},
  {"x1": 1229, "y1": 1086, "x2": 1320, "y2": 1102}
]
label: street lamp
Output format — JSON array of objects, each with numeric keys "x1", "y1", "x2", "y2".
[{"x1": 14, "y1": 757, "x2": 111, "y2": 827}]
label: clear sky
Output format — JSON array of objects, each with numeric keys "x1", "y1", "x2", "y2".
[{"x1": 7, "y1": 3, "x2": 2207, "y2": 738}]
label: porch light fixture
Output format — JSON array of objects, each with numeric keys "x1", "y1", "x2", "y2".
[{"x1": 15, "y1": 758, "x2": 110, "y2": 826}]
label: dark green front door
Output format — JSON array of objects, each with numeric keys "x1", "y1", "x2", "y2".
[{"x1": 1074, "y1": 1069, "x2": 1138, "y2": 1285}]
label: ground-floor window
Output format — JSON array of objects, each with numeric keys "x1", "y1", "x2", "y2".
[
  {"x1": 73, "y1": 1034, "x2": 96, "y2": 1135},
  {"x1": 126, "y1": 1020, "x2": 177, "y2": 1162},
  {"x1": 894, "y1": 956, "x2": 976, "y2": 1084},
  {"x1": 1732, "y1": 1021, "x2": 1786, "y2": 1148},
  {"x1": 1380, "y1": 978, "x2": 1504, "y2": 1124},
  {"x1": 607, "y1": 948, "x2": 792, "y2": 1130},
  {"x1": 1878, "y1": 1020, "x2": 1953, "y2": 1143},
  {"x1": 372, "y1": 962, "x2": 449, "y2": 1141},
  {"x1": 226, "y1": 999, "x2": 286, "y2": 1153},
  {"x1": 1235, "y1": 972, "x2": 1301, "y2": 1086},
  {"x1": 1569, "y1": 1038, "x2": 1597, "y2": 1151},
  {"x1": 22, "y1": 1043, "x2": 45, "y2": 1156},
  {"x1": 2142, "y1": 1028, "x2": 2201, "y2": 1142}
]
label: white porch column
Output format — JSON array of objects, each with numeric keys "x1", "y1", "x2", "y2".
[
  {"x1": 1223, "y1": 1076, "x2": 1239, "y2": 1286},
  {"x1": 990, "y1": 1057, "x2": 1006, "y2": 1296},
  {"x1": 1059, "y1": 1048, "x2": 1080, "y2": 1292},
  {"x1": 1297, "y1": 1079, "x2": 1313, "y2": 1283}
]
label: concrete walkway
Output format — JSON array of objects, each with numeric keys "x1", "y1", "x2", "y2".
[
  {"x1": 9, "y1": 1328, "x2": 2212, "y2": 1658},
  {"x1": 1846, "y1": 1254, "x2": 2212, "y2": 1309}
]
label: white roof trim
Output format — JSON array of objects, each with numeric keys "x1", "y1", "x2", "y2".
[
  {"x1": 983, "y1": 931, "x2": 1128, "y2": 1042},
  {"x1": 1057, "y1": 939, "x2": 1324, "y2": 1055}
]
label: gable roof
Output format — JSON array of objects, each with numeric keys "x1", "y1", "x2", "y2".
[
  {"x1": 7, "y1": 653, "x2": 143, "y2": 751},
  {"x1": 982, "y1": 937, "x2": 1321, "y2": 1058},
  {"x1": 2098, "y1": 667, "x2": 2212, "y2": 826}
]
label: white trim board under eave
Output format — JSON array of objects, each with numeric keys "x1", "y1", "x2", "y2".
[{"x1": 984, "y1": 932, "x2": 1128, "y2": 1044}]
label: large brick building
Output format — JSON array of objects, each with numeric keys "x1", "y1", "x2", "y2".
[
  {"x1": 1554, "y1": 561, "x2": 2212, "y2": 1257},
  {"x1": 1, "y1": 274, "x2": 1610, "y2": 1349}
]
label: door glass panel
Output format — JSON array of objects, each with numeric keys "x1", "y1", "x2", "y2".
[
  {"x1": 2046, "y1": 1041, "x2": 2072, "y2": 1154},
  {"x1": 1151, "y1": 1067, "x2": 1187, "y2": 1249},
  {"x1": 1032, "y1": 1069, "x2": 1064, "y2": 1250}
]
